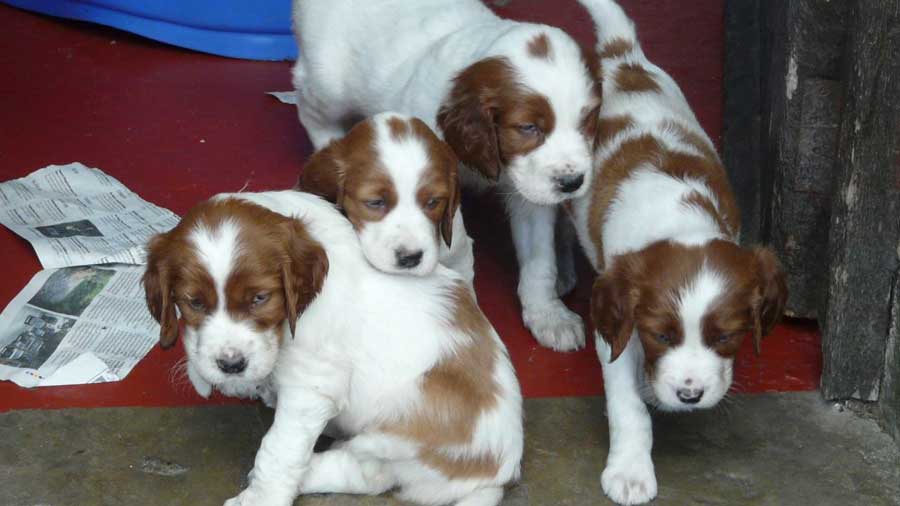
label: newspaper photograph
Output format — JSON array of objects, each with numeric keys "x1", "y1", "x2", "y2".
[
  {"x1": 0, "y1": 265, "x2": 160, "y2": 388},
  {"x1": 0, "y1": 162, "x2": 180, "y2": 268}
]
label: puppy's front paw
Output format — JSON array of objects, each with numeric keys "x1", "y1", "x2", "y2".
[
  {"x1": 523, "y1": 301, "x2": 585, "y2": 351},
  {"x1": 601, "y1": 456, "x2": 657, "y2": 505},
  {"x1": 223, "y1": 487, "x2": 291, "y2": 506}
]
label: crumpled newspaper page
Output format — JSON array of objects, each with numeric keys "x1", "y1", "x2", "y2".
[
  {"x1": 0, "y1": 163, "x2": 177, "y2": 387},
  {"x1": 0, "y1": 162, "x2": 180, "y2": 269}
]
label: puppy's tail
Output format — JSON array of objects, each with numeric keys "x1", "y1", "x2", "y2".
[{"x1": 577, "y1": 0, "x2": 644, "y2": 60}]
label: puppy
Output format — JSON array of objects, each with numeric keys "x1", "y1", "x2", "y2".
[
  {"x1": 291, "y1": 0, "x2": 602, "y2": 351},
  {"x1": 296, "y1": 112, "x2": 475, "y2": 286},
  {"x1": 569, "y1": 1, "x2": 788, "y2": 504},
  {"x1": 142, "y1": 191, "x2": 522, "y2": 506}
]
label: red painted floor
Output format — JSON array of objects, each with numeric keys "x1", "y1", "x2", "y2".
[{"x1": 0, "y1": 1, "x2": 821, "y2": 412}]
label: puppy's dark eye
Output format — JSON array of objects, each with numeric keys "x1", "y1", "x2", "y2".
[
  {"x1": 656, "y1": 334, "x2": 672, "y2": 345},
  {"x1": 517, "y1": 123, "x2": 541, "y2": 135},
  {"x1": 365, "y1": 198, "x2": 386, "y2": 209},
  {"x1": 425, "y1": 197, "x2": 442, "y2": 210},
  {"x1": 251, "y1": 292, "x2": 270, "y2": 307},
  {"x1": 717, "y1": 333, "x2": 732, "y2": 344},
  {"x1": 187, "y1": 297, "x2": 205, "y2": 312}
]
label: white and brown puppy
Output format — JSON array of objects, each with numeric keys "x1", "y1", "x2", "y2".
[
  {"x1": 292, "y1": 0, "x2": 602, "y2": 351},
  {"x1": 296, "y1": 112, "x2": 475, "y2": 287},
  {"x1": 143, "y1": 191, "x2": 522, "y2": 506},
  {"x1": 570, "y1": 1, "x2": 788, "y2": 504}
]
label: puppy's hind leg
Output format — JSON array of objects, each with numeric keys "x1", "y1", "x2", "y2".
[
  {"x1": 298, "y1": 447, "x2": 396, "y2": 496},
  {"x1": 292, "y1": 64, "x2": 351, "y2": 150},
  {"x1": 455, "y1": 486, "x2": 504, "y2": 506},
  {"x1": 294, "y1": 95, "x2": 349, "y2": 150}
]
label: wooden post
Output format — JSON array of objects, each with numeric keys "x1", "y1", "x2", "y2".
[
  {"x1": 821, "y1": 0, "x2": 900, "y2": 402},
  {"x1": 883, "y1": 273, "x2": 900, "y2": 442},
  {"x1": 758, "y1": 0, "x2": 849, "y2": 318}
]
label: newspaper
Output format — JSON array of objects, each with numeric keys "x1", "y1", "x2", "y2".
[
  {"x1": 0, "y1": 265, "x2": 160, "y2": 387},
  {"x1": 0, "y1": 163, "x2": 179, "y2": 387},
  {"x1": 0, "y1": 162, "x2": 181, "y2": 269}
]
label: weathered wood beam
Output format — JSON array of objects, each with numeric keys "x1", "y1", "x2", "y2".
[
  {"x1": 761, "y1": 0, "x2": 849, "y2": 318},
  {"x1": 821, "y1": 0, "x2": 900, "y2": 401}
]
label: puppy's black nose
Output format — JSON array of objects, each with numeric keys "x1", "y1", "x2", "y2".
[
  {"x1": 554, "y1": 173, "x2": 584, "y2": 193},
  {"x1": 677, "y1": 387, "x2": 704, "y2": 404},
  {"x1": 395, "y1": 249, "x2": 423, "y2": 269},
  {"x1": 216, "y1": 355, "x2": 247, "y2": 375}
]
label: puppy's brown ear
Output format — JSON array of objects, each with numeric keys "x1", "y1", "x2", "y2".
[
  {"x1": 591, "y1": 259, "x2": 640, "y2": 362},
  {"x1": 750, "y1": 247, "x2": 788, "y2": 355},
  {"x1": 437, "y1": 57, "x2": 509, "y2": 181},
  {"x1": 143, "y1": 234, "x2": 179, "y2": 348},
  {"x1": 282, "y1": 220, "x2": 329, "y2": 339},
  {"x1": 296, "y1": 141, "x2": 347, "y2": 208},
  {"x1": 439, "y1": 143, "x2": 462, "y2": 248}
]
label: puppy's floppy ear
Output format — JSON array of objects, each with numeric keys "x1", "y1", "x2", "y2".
[
  {"x1": 439, "y1": 142, "x2": 462, "y2": 248},
  {"x1": 591, "y1": 257, "x2": 641, "y2": 362},
  {"x1": 296, "y1": 141, "x2": 347, "y2": 208},
  {"x1": 750, "y1": 247, "x2": 788, "y2": 355},
  {"x1": 142, "y1": 234, "x2": 179, "y2": 348},
  {"x1": 437, "y1": 57, "x2": 510, "y2": 182},
  {"x1": 281, "y1": 220, "x2": 329, "y2": 339}
]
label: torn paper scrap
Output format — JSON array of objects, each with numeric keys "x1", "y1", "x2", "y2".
[
  {"x1": 0, "y1": 163, "x2": 180, "y2": 269},
  {"x1": 0, "y1": 265, "x2": 158, "y2": 388},
  {"x1": 266, "y1": 91, "x2": 298, "y2": 105},
  {"x1": 39, "y1": 352, "x2": 119, "y2": 387}
]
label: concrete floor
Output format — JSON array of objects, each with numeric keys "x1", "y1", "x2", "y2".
[{"x1": 3, "y1": 392, "x2": 898, "y2": 506}]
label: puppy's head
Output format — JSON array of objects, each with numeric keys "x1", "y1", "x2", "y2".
[
  {"x1": 297, "y1": 113, "x2": 460, "y2": 277},
  {"x1": 591, "y1": 240, "x2": 787, "y2": 411},
  {"x1": 437, "y1": 29, "x2": 601, "y2": 205},
  {"x1": 142, "y1": 198, "x2": 328, "y2": 397}
]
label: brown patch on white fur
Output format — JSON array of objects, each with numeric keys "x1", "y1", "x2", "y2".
[
  {"x1": 578, "y1": 45, "x2": 604, "y2": 150},
  {"x1": 382, "y1": 282, "x2": 501, "y2": 479},
  {"x1": 420, "y1": 452, "x2": 501, "y2": 480},
  {"x1": 527, "y1": 33, "x2": 551, "y2": 59},
  {"x1": 682, "y1": 191, "x2": 734, "y2": 237},
  {"x1": 296, "y1": 117, "x2": 461, "y2": 247},
  {"x1": 386, "y1": 115, "x2": 410, "y2": 140},
  {"x1": 664, "y1": 120, "x2": 720, "y2": 162},
  {"x1": 614, "y1": 62, "x2": 660, "y2": 93},
  {"x1": 591, "y1": 240, "x2": 787, "y2": 369},
  {"x1": 587, "y1": 134, "x2": 739, "y2": 268},
  {"x1": 587, "y1": 135, "x2": 659, "y2": 268},
  {"x1": 437, "y1": 57, "x2": 556, "y2": 181},
  {"x1": 598, "y1": 37, "x2": 634, "y2": 60},
  {"x1": 143, "y1": 198, "x2": 328, "y2": 346},
  {"x1": 596, "y1": 115, "x2": 635, "y2": 144}
]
